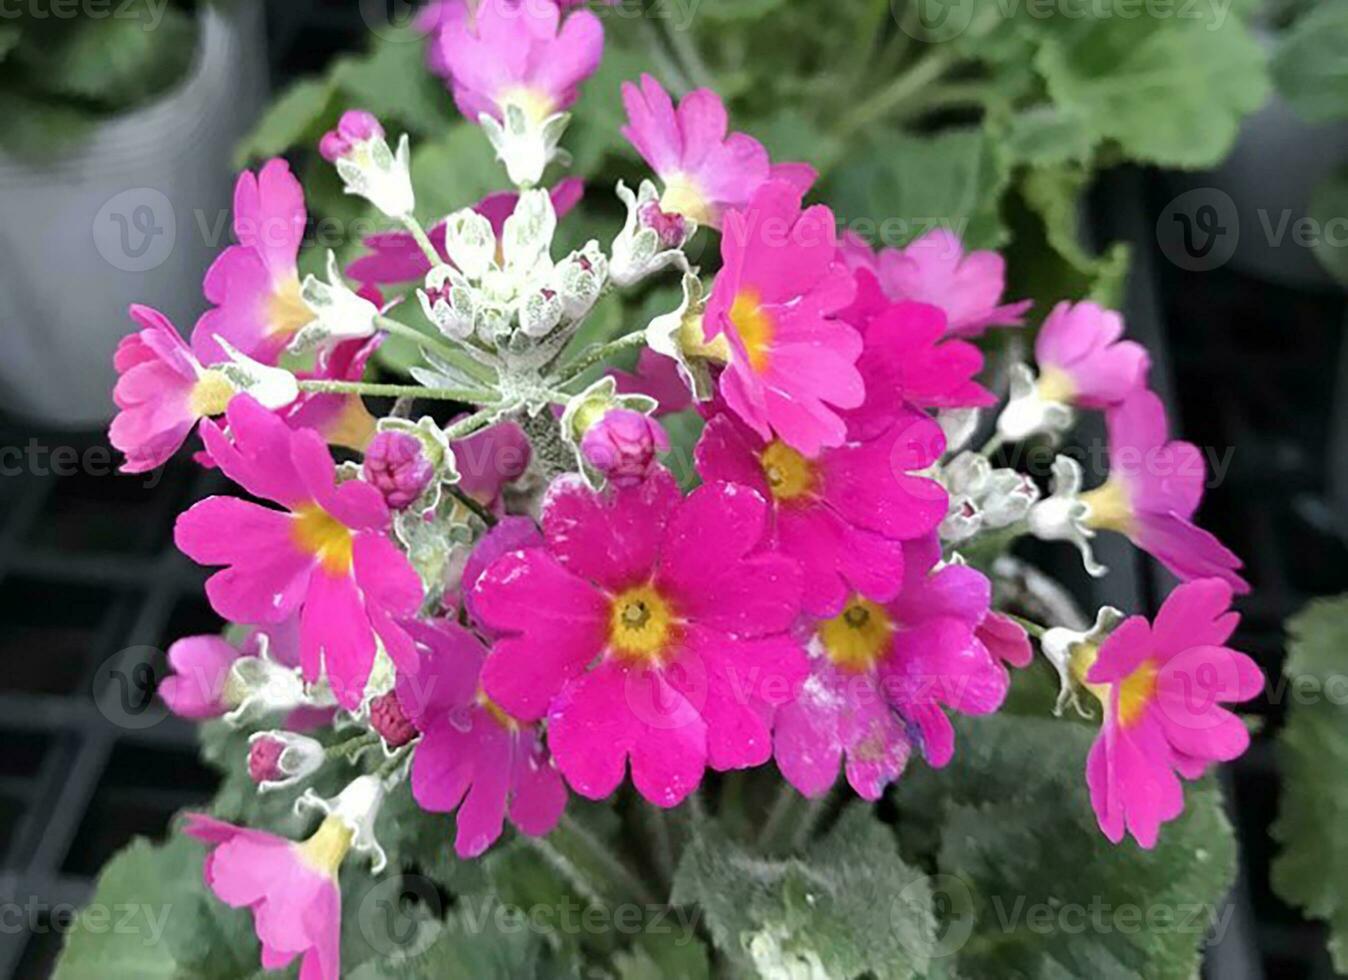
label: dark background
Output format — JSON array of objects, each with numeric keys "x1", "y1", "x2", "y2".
[{"x1": 0, "y1": 2, "x2": 1345, "y2": 977}]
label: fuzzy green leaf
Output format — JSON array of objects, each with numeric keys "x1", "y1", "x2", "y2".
[
  {"x1": 1272, "y1": 1, "x2": 1348, "y2": 124},
  {"x1": 333, "y1": 33, "x2": 456, "y2": 136},
  {"x1": 235, "y1": 78, "x2": 340, "y2": 166}
]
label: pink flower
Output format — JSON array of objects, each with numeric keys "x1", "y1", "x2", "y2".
[
  {"x1": 347, "y1": 179, "x2": 584, "y2": 288},
  {"x1": 838, "y1": 274, "x2": 994, "y2": 442},
  {"x1": 452, "y1": 420, "x2": 532, "y2": 510},
  {"x1": 397, "y1": 620, "x2": 566, "y2": 857},
  {"x1": 435, "y1": 0, "x2": 602, "y2": 124},
  {"x1": 363, "y1": 431, "x2": 435, "y2": 509},
  {"x1": 472, "y1": 469, "x2": 807, "y2": 807},
  {"x1": 1076, "y1": 579, "x2": 1261, "y2": 847},
  {"x1": 580, "y1": 408, "x2": 670, "y2": 487},
  {"x1": 318, "y1": 110, "x2": 383, "y2": 163},
  {"x1": 773, "y1": 536, "x2": 1008, "y2": 799},
  {"x1": 695, "y1": 407, "x2": 947, "y2": 616},
  {"x1": 704, "y1": 181, "x2": 863, "y2": 456},
  {"x1": 976, "y1": 611, "x2": 1034, "y2": 671},
  {"x1": 620, "y1": 74, "x2": 816, "y2": 229},
  {"x1": 184, "y1": 814, "x2": 343, "y2": 980},
  {"x1": 174, "y1": 397, "x2": 423, "y2": 709},
  {"x1": 283, "y1": 336, "x2": 382, "y2": 452},
  {"x1": 1035, "y1": 301, "x2": 1150, "y2": 409},
  {"x1": 158, "y1": 634, "x2": 242, "y2": 719},
  {"x1": 840, "y1": 228, "x2": 1030, "y2": 338},
  {"x1": 608, "y1": 347, "x2": 694, "y2": 416},
  {"x1": 1083, "y1": 389, "x2": 1248, "y2": 593},
  {"x1": 193, "y1": 159, "x2": 310, "y2": 365},
  {"x1": 460, "y1": 516, "x2": 544, "y2": 630},
  {"x1": 111, "y1": 305, "x2": 239, "y2": 473}
]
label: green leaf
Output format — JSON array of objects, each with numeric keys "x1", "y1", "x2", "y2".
[
  {"x1": 750, "y1": 107, "x2": 843, "y2": 176},
  {"x1": 235, "y1": 78, "x2": 340, "y2": 166},
  {"x1": 567, "y1": 40, "x2": 647, "y2": 176},
  {"x1": 409, "y1": 123, "x2": 506, "y2": 220},
  {"x1": 333, "y1": 33, "x2": 456, "y2": 136},
  {"x1": 1003, "y1": 105, "x2": 1097, "y2": 167},
  {"x1": 895, "y1": 714, "x2": 1237, "y2": 980},
  {"x1": 0, "y1": 24, "x2": 22, "y2": 62},
  {"x1": 698, "y1": 0, "x2": 786, "y2": 22},
  {"x1": 671, "y1": 807, "x2": 937, "y2": 979},
  {"x1": 1272, "y1": 594, "x2": 1348, "y2": 972},
  {"x1": 613, "y1": 932, "x2": 712, "y2": 980},
  {"x1": 1307, "y1": 167, "x2": 1348, "y2": 285},
  {"x1": 825, "y1": 128, "x2": 1010, "y2": 251},
  {"x1": 54, "y1": 834, "x2": 258, "y2": 980},
  {"x1": 1272, "y1": 0, "x2": 1348, "y2": 123},
  {"x1": 1034, "y1": 14, "x2": 1269, "y2": 169}
]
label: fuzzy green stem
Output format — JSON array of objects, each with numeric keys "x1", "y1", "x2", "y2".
[
  {"x1": 661, "y1": 17, "x2": 715, "y2": 90},
  {"x1": 557, "y1": 331, "x2": 650, "y2": 387},
  {"x1": 759, "y1": 782, "x2": 805, "y2": 855},
  {"x1": 446, "y1": 484, "x2": 497, "y2": 527},
  {"x1": 835, "y1": 46, "x2": 958, "y2": 140},
  {"x1": 979, "y1": 433, "x2": 1005, "y2": 456},
  {"x1": 297, "y1": 379, "x2": 495, "y2": 403},
  {"x1": 1004, "y1": 612, "x2": 1048, "y2": 640},
  {"x1": 324, "y1": 732, "x2": 379, "y2": 760},
  {"x1": 443, "y1": 405, "x2": 503, "y2": 442},
  {"x1": 538, "y1": 815, "x2": 659, "y2": 907},
  {"x1": 400, "y1": 214, "x2": 443, "y2": 270},
  {"x1": 641, "y1": 804, "x2": 677, "y2": 889},
  {"x1": 374, "y1": 314, "x2": 496, "y2": 385},
  {"x1": 376, "y1": 743, "x2": 415, "y2": 781}
]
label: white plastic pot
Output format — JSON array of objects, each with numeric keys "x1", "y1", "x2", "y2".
[{"x1": 0, "y1": 0, "x2": 268, "y2": 429}]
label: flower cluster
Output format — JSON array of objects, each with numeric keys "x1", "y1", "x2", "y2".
[{"x1": 107, "y1": 10, "x2": 1259, "y2": 976}]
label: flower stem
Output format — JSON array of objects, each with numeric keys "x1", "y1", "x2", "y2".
[
  {"x1": 759, "y1": 782, "x2": 804, "y2": 855},
  {"x1": 443, "y1": 404, "x2": 503, "y2": 442},
  {"x1": 446, "y1": 484, "x2": 497, "y2": 527},
  {"x1": 1004, "y1": 612, "x2": 1048, "y2": 640},
  {"x1": 324, "y1": 732, "x2": 379, "y2": 760},
  {"x1": 400, "y1": 214, "x2": 443, "y2": 270},
  {"x1": 660, "y1": 17, "x2": 715, "y2": 90},
  {"x1": 556, "y1": 331, "x2": 649, "y2": 387},
  {"x1": 374, "y1": 314, "x2": 496, "y2": 385},
  {"x1": 297, "y1": 379, "x2": 495, "y2": 403},
  {"x1": 535, "y1": 815, "x2": 658, "y2": 908}
]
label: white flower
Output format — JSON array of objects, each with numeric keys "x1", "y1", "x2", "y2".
[
  {"x1": 1041, "y1": 606, "x2": 1125, "y2": 717},
  {"x1": 295, "y1": 775, "x2": 389, "y2": 872},
  {"x1": 221, "y1": 655, "x2": 307, "y2": 727},
  {"x1": 1027, "y1": 455, "x2": 1106, "y2": 577},
  {"x1": 333, "y1": 133, "x2": 415, "y2": 219},
  {"x1": 441, "y1": 209, "x2": 497, "y2": 281},
  {"x1": 202, "y1": 336, "x2": 299, "y2": 410},
  {"x1": 417, "y1": 264, "x2": 476, "y2": 341},
  {"x1": 479, "y1": 105, "x2": 570, "y2": 188},
  {"x1": 981, "y1": 470, "x2": 1040, "y2": 528},
  {"x1": 996, "y1": 363, "x2": 1075, "y2": 444},
  {"x1": 247, "y1": 731, "x2": 325, "y2": 793},
  {"x1": 645, "y1": 272, "x2": 726, "y2": 402},
  {"x1": 293, "y1": 251, "x2": 380, "y2": 353},
  {"x1": 517, "y1": 285, "x2": 564, "y2": 338},
  {"x1": 610, "y1": 180, "x2": 693, "y2": 288},
  {"x1": 937, "y1": 408, "x2": 980, "y2": 455},
  {"x1": 552, "y1": 241, "x2": 608, "y2": 320}
]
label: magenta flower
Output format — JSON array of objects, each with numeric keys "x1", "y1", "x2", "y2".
[
  {"x1": 1083, "y1": 389, "x2": 1248, "y2": 593},
  {"x1": 397, "y1": 620, "x2": 566, "y2": 858},
  {"x1": 111, "y1": 305, "x2": 238, "y2": 473},
  {"x1": 175, "y1": 397, "x2": 423, "y2": 709},
  {"x1": 695, "y1": 407, "x2": 947, "y2": 616},
  {"x1": 158, "y1": 635, "x2": 242, "y2": 719},
  {"x1": 1075, "y1": 579, "x2": 1261, "y2": 847},
  {"x1": 840, "y1": 228, "x2": 1030, "y2": 338},
  {"x1": 621, "y1": 74, "x2": 815, "y2": 229},
  {"x1": 580, "y1": 408, "x2": 671, "y2": 487},
  {"x1": 185, "y1": 814, "x2": 342, "y2": 980},
  {"x1": 773, "y1": 536, "x2": 1009, "y2": 799},
  {"x1": 347, "y1": 179, "x2": 584, "y2": 288},
  {"x1": 283, "y1": 336, "x2": 382, "y2": 452},
  {"x1": 459, "y1": 516, "x2": 544, "y2": 630},
  {"x1": 193, "y1": 159, "x2": 311, "y2": 366},
  {"x1": 317, "y1": 109, "x2": 383, "y2": 163},
  {"x1": 1035, "y1": 301, "x2": 1150, "y2": 409},
  {"x1": 435, "y1": 0, "x2": 602, "y2": 124},
  {"x1": 452, "y1": 420, "x2": 532, "y2": 511},
  {"x1": 363, "y1": 431, "x2": 435, "y2": 509},
  {"x1": 704, "y1": 181, "x2": 863, "y2": 456},
  {"x1": 977, "y1": 611, "x2": 1034, "y2": 671},
  {"x1": 472, "y1": 469, "x2": 806, "y2": 807},
  {"x1": 838, "y1": 274, "x2": 994, "y2": 442},
  {"x1": 609, "y1": 347, "x2": 695, "y2": 416}
]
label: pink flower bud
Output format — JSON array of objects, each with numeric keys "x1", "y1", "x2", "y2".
[
  {"x1": 248, "y1": 736, "x2": 287, "y2": 784},
  {"x1": 639, "y1": 200, "x2": 689, "y2": 249},
  {"x1": 247, "y1": 731, "x2": 325, "y2": 789},
  {"x1": 369, "y1": 690, "x2": 419, "y2": 748},
  {"x1": 363, "y1": 431, "x2": 435, "y2": 509},
  {"x1": 319, "y1": 109, "x2": 385, "y2": 162},
  {"x1": 579, "y1": 409, "x2": 670, "y2": 487}
]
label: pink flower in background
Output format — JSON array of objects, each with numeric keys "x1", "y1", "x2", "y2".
[
  {"x1": 283, "y1": 337, "x2": 382, "y2": 452},
  {"x1": 839, "y1": 276, "x2": 994, "y2": 442},
  {"x1": 773, "y1": 536, "x2": 1008, "y2": 799},
  {"x1": 398, "y1": 619, "x2": 566, "y2": 858},
  {"x1": 452, "y1": 420, "x2": 532, "y2": 511},
  {"x1": 840, "y1": 228, "x2": 1030, "y2": 338},
  {"x1": 620, "y1": 74, "x2": 816, "y2": 228},
  {"x1": 185, "y1": 814, "x2": 342, "y2": 980},
  {"x1": 1084, "y1": 389, "x2": 1249, "y2": 593},
  {"x1": 608, "y1": 347, "x2": 694, "y2": 416},
  {"x1": 193, "y1": 159, "x2": 311, "y2": 365},
  {"x1": 175, "y1": 397, "x2": 423, "y2": 709},
  {"x1": 580, "y1": 408, "x2": 670, "y2": 487},
  {"x1": 1078, "y1": 579, "x2": 1261, "y2": 847},
  {"x1": 111, "y1": 305, "x2": 239, "y2": 473},
  {"x1": 473, "y1": 469, "x2": 806, "y2": 807},
  {"x1": 1035, "y1": 301, "x2": 1150, "y2": 409},
  {"x1": 317, "y1": 110, "x2": 383, "y2": 163},
  {"x1": 704, "y1": 181, "x2": 862, "y2": 456},
  {"x1": 695, "y1": 407, "x2": 947, "y2": 616},
  {"x1": 977, "y1": 611, "x2": 1034, "y2": 672},
  {"x1": 158, "y1": 635, "x2": 242, "y2": 719},
  {"x1": 348, "y1": 179, "x2": 585, "y2": 288},
  {"x1": 435, "y1": 0, "x2": 603, "y2": 124}
]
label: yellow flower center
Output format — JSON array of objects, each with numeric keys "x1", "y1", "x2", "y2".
[
  {"x1": 477, "y1": 688, "x2": 519, "y2": 732},
  {"x1": 292, "y1": 505, "x2": 354, "y2": 575},
  {"x1": 1081, "y1": 478, "x2": 1134, "y2": 535},
  {"x1": 188, "y1": 370, "x2": 236, "y2": 418},
  {"x1": 1036, "y1": 366, "x2": 1077, "y2": 404},
  {"x1": 819, "y1": 597, "x2": 894, "y2": 673},
  {"x1": 1069, "y1": 643, "x2": 1158, "y2": 728},
  {"x1": 296, "y1": 815, "x2": 354, "y2": 877},
  {"x1": 608, "y1": 583, "x2": 676, "y2": 663},
  {"x1": 728, "y1": 289, "x2": 774, "y2": 374},
  {"x1": 659, "y1": 174, "x2": 714, "y2": 227},
  {"x1": 760, "y1": 440, "x2": 816, "y2": 502},
  {"x1": 499, "y1": 86, "x2": 557, "y2": 125},
  {"x1": 268, "y1": 276, "x2": 314, "y2": 341}
]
